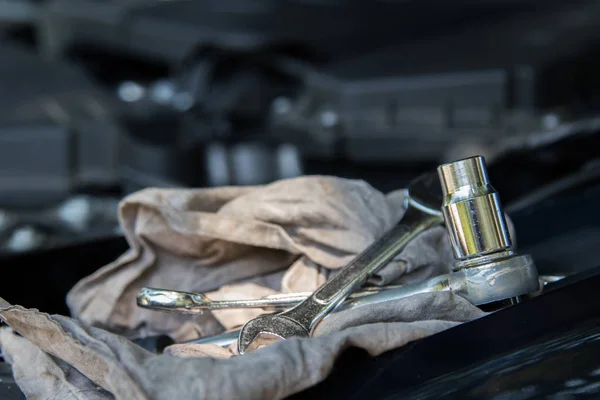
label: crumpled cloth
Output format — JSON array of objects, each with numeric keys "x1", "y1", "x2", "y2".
[
  {"x1": 0, "y1": 293, "x2": 485, "y2": 399},
  {"x1": 0, "y1": 175, "x2": 490, "y2": 398},
  {"x1": 66, "y1": 176, "x2": 457, "y2": 341}
]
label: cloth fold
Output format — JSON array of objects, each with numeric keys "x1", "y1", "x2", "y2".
[
  {"x1": 67, "y1": 176, "x2": 455, "y2": 340},
  {"x1": 0, "y1": 175, "x2": 490, "y2": 398},
  {"x1": 0, "y1": 292, "x2": 485, "y2": 399}
]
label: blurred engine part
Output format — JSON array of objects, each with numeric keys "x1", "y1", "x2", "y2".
[
  {"x1": 35, "y1": 0, "x2": 543, "y2": 65},
  {"x1": 32, "y1": 0, "x2": 552, "y2": 191},
  {"x1": 0, "y1": 43, "x2": 121, "y2": 208},
  {"x1": 0, "y1": 0, "x2": 43, "y2": 50},
  {"x1": 269, "y1": 1, "x2": 600, "y2": 164},
  {"x1": 0, "y1": 195, "x2": 120, "y2": 255},
  {"x1": 0, "y1": 0, "x2": 37, "y2": 26},
  {"x1": 490, "y1": 116, "x2": 600, "y2": 201},
  {"x1": 2, "y1": 0, "x2": 596, "y2": 199},
  {"x1": 115, "y1": 58, "x2": 304, "y2": 191},
  {"x1": 113, "y1": 75, "x2": 303, "y2": 190},
  {"x1": 31, "y1": 0, "x2": 566, "y2": 194},
  {"x1": 120, "y1": 135, "x2": 304, "y2": 192}
]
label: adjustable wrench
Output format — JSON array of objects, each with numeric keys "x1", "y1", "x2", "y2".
[{"x1": 237, "y1": 172, "x2": 444, "y2": 354}]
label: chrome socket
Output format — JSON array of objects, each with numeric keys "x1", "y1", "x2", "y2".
[
  {"x1": 438, "y1": 156, "x2": 513, "y2": 267},
  {"x1": 437, "y1": 155, "x2": 539, "y2": 301}
]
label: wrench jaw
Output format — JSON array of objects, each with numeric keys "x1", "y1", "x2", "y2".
[
  {"x1": 136, "y1": 287, "x2": 208, "y2": 314},
  {"x1": 238, "y1": 314, "x2": 310, "y2": 354}
]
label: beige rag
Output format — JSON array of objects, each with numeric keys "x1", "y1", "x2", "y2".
[
  {"x1": 0, "y1": 176, "x2": 489, "y2": 398},
  {"x1": 0, "y1": 293, "x2": 485, "y2": 399},
  {"x1": 66, "y1": 176, "x2": 457, "y2": 341}
]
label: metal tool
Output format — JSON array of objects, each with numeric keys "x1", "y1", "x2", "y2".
[
  {"x1": 237, "y1": 156, "x2": 540, "y2": 354},
  {"x1": 188, "y1": 269, "x2": 543, "y2": 349},
  {"x1": 346, "y1": 157, "x2": 538, "y2": 310},
  {"x1": 438, "y1": 156, "x2": 512, "y2": 263},
  {"x1": 237, "y1": 172, "x2": 445, "y2": 354},
  {"x1": 137, "y1": 285, "x2": 402, "y2": 314},
  {"x1": 436, "y1": 156, "x2": 539, "y2": 301},
  {"x1": 186, "y1": 330, "x2": 241, "y2": 347},
  {"x1": 142, "y1": 156, "x2": 539, "y2": 351}
]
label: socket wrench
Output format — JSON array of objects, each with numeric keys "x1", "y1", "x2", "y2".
[{"x1": 346, "y1": 156, "x2": 539, "y2": 310}]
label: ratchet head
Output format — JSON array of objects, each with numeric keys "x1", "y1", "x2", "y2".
[
  {"x1": 437, "y1": 155, "x2": 540, "y2": 302},
  {"x1": 238, "y1": 314, "x2": 309, "y2": 354}
]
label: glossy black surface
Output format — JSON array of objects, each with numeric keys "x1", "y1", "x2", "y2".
[
  {"x1": 0, "y1": 236, "x2": 128, "y2": 315},
  {"x1": 403, "y1": 322, "x2": 600, "y2": 399},
  {"x1": 291, "y1": 270, "x2": 600, "y2": 399}
]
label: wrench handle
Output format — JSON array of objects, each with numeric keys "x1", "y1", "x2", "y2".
[
  {"x1": 316, "y1": 207, "x2": 439, "y2": 303},
  {"x1": 284, "y1": 206, "x2": 441, "y2": 331}
]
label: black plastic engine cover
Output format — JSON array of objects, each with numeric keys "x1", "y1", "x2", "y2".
[
  {"x1": 269, "y1": 1, "x2": 600, "y2": 163},
  {"x1": 0, "y1": 43, "x2": 121, "y2": 207},
  {"x1": 37, "y1": 0, "x2": 547, "y2": 64}
]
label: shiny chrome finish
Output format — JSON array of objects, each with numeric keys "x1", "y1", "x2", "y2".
[
  {"x1": 156, "y1": 156, "x2": 541, "y2": 352},
  {"x1": 325, "y1": 254, "x2": 538, "y2": 309},
  {"x1": 438, "y1": 155, "x2": 539, "y2": 302},
  {"x1": 192, "y1": 259, "x2": 541, "y2": 348},
  {"x1": 186, "y1": 330, "x2": 240, "y2": 347},
  {"x1": 438, "y1": 156, "x2": 512, "y2": 261},
  {"x1": 237, "y1": 172, "x2": 445, "y2": 354},
  {"x1": 276, "y1": 253, "x2": 539, "y2": 312},
  {"x1": 137, "y1": 285, "x2": 402, "y2": 314},
  {"x1": 137, "y1": 288, "x2": 310, "y2": 314}
]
